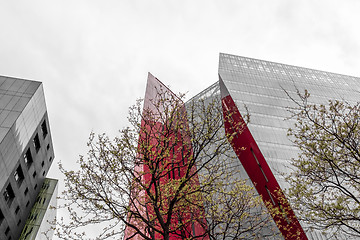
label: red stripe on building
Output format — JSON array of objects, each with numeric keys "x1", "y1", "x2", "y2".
[{"x1": 220, "y1": 77, "x2": 308, "y2": 240}]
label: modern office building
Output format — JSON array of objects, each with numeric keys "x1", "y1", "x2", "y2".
[
  {"x1": 124, "y1": 73, "x2": 207, "y2": 240},
  {"x1": 126, "y1": 54, "x2": 359, "y2": 239},
  {"x1": 0, "y1": 76, "x2": 56, "y2": 240},
  {"x1": 188, "y1": 53, "x2": 360, "y2": 239}
]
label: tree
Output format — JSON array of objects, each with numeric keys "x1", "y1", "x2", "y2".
[
  {"x1": 56, "y1": 84, "x2": 277, "y2": 240},
  {"x1": 285, "y1": 90, "x2": 360, "y2": 238}
]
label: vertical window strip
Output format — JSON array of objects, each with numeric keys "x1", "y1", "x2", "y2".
[
  {"x1": 251, "y1": 148, "x2": 269, "y2": 182},
  {"x1": 265, "y1": 186, "x2": 276, "y2": 206}
]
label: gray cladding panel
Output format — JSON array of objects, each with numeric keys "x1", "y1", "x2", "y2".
[{"x1": 218, "y1": 53, "x2": 360, "y2": 240}]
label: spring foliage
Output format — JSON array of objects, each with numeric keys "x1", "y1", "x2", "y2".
[
  {"x1": 286, "y1": 90, "x2": 360, "y2": 238},
  {"x1": 57, "y1": 88, "x2": 275, "y2": 240}
]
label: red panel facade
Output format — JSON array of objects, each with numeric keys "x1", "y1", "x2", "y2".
[
  {"x1": 219, "y1": 77, "x2": 308, "y2": 240},
  {"x1": 124, "y1": 73, "x2": 207, "y2": 240}
]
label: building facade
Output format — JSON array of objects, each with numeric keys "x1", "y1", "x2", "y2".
[
  {"x1": 126, "y1": 54, "x2": 359, "y2": 239},
  {"x1": 19, "y1": 178, "x2": 58, "y2": 240},
  {"x1": 188, "y1": 53, "x2": 360, "y2": 239},
  {"x1": 0, "y1": 76, "x2": 56, "y2": 240},
  {"x1": 124, "y1": 73, "x2": 207, "y2": 240}
]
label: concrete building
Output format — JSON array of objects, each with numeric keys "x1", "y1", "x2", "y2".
[{"x1": 0, "y1": 76, "x2": 56, "y2": 240}]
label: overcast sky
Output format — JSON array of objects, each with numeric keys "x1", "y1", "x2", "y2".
[{"x1": 1, "y1": 0, "x2": 360, "y2": 238}]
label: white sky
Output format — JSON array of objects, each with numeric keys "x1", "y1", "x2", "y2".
[{"x1": 1, "y1": 0, "x2": 360, "y2": 238}]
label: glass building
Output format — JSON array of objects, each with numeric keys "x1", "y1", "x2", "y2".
[
  {"x1": 0, "y1": 76, "x2": 56, "y2": 240},
  {"x1": 128, "y1": 54, "x2": 359, "y2": 239},
  {"x1": 188, "y1": 53, "x2": 360, "y2": 240}
]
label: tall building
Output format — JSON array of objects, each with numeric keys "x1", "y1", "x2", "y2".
[
  {"x1": 124, "y1": 73, "x2": 207, "y2": 240},
  {"x1": 127, "y1": 54, "x2": 359, "y2": 240},
  {"x1": 189, "y1": 53, "x2": 360, "y2": 239},
  {"x1": 0, "y1": 76, "x2": 56, "y2": 240}
]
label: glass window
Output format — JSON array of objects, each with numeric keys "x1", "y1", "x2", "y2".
[
  {"x1": 15, "y1": 206, "x2": 20, "y2": 215},
  {"x1": 41, "y1": 120, "x2": 48, "y2": 138},
  {"x1": 5, "y1": 226, "x2": 10, "y2": 236},
  {"x1": 14, "y1": 165, "x2": 24, "y2": 186},
  {"x1": 251, "y1": 148, "x2": 268, "y2": 182},
  {"x1": 33, "y1": 133, "x2": 40, "y2": 152},
  {"x1": 265, "y1": 186, "x2": 275, "y2": 205},
  {"x1": 0, "y1": 209, "x2": 4, "y2": 225},
  {"x1": 4, "y1": 184, "x2": 15, "y2": 205},
  {"x1": 24, "y1": 148, "x2": 33, "y2": 167}
]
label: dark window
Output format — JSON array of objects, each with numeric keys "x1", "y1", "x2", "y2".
[
  {"x1": 29, "y1": 212, "x2": 38, "y2": 221},
  {"x1": 17, "y1": 220, "x2": 21, "y2": 226},
  {"x1": 42, "y1": 171, "x2": 45, "y2": 176},
  {"x1": 5, "y1": 226, "x2": 10, "y2": 236},
  {"x1": 0, "y1": 209, "x2": 4, "y2": 225},
  {"x1": 26, "y1": 201, "x2": 30, "y2": 207},
  {"x1": 181, "y1": 148, "x2": 185, "y2": 165},
  {"x1": 14, "y1": 165, "x2": 24, "y2": 186},
  {"x1": 34, "y1": 184, "x2": 37, "y2": 190},
  {"x1": 43, "y1": 182, "x2": 50, "y2": 190},
  {"x1": 251, "y1": 148, "x2": 268, "y2": 182},
  {"x1": 49, "y1": 156, "x2": 53, "y2": 162},
  {"x1": 4, "y1": 184, "x2": 15, "y2": 205},
  {"x1": 15, "y1": 206, "x2": 20, "y2": 215},
  {"x1": 24, "y1": 187, "x2": 29, "y2": 196},
  {"x1": 41, "y1": 161, "x2": 44, "y2": 167},
  {"x1": 46, "y1": 144, "x2": 50, "y2": 150},
  {"x1": 33, "y1": 133, "x2": 41, "y2": 152},
  {"x1": 278, "y1": 202, "x2": 291, "y2": 224},
  {"x1": 265, "y1": 186, "x2": 276, "y2": 205},
  {"x1": 32, "y1": 171, "x2": 37, "y2": 179},
  {"x1": 24, "y1": 148, "x2": 33, "y2": 167},
  {"x1": 41, "y1": 120, "x2": 48, "y2": 138},
  {"x1": 23, "y1": 227, "x2": 33, "y2": 239},
  {"x1": 191, "y1": 213, "x2": 196, "y2": 236},
  {"x1": 172, "y1": 163, "x2": 175, "y2": 178}
]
